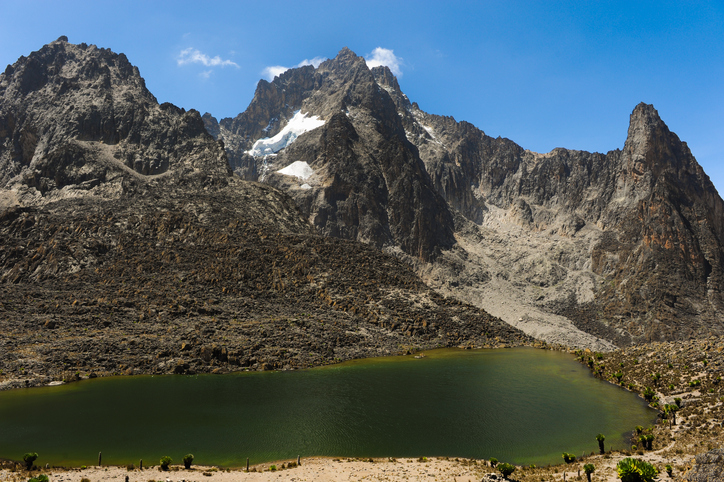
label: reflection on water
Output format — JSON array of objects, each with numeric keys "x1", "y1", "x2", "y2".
[{"x1": 0, "y1": 347, "x2": 656, "y2": 467}]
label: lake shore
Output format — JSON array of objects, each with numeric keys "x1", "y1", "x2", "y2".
[{"x1": 0, "y1": 449, "x2": 695, "y2": 482}]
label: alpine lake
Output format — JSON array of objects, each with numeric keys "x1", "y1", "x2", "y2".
[{"x1": 0, "y1": 347, "x2": 656, "y2": 468}]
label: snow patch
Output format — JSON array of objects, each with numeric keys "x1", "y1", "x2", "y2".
[
  {"x1": 246, "y1": 111, "x2": 324, "y2": 157},
  {"x1": 300, "y1": 183, "x2": 312, "y2": 190},
  {"x1": 277, "y1": 161, "x2": 314, "y2": 180}
]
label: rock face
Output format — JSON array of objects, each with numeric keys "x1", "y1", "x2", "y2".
[
  {"x1": 208, "y1": 48, "x2": 455, "y2": 261},
  {"x1": 685, "y1": 449, "x2": 724, "y2": 481},
  {"x1": 0, "y1": 36, "x2": 230, "y2": 203},
  {"x1": 405, "y1": 101, "x2": 724, "y2": 345},
  {"x1": 212, "y1": 48, "x2": 724, "y2": 346}
]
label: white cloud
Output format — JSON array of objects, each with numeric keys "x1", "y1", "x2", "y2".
[
  {"x1": 262, "y1": 65, "x2": 290, "y2": 80},
  {"x1": 262, "y1": 56, "x2": 327, "y2": 81},
  {"x1": 365, "y1": 47, "x2": 403, "y2": 77},
  {"x1": 177, "y1": 48, "x2": 239, "y2": 68},
  {"x1": 298, "y1": 56, "x2": 326, "y2": 69},
  {"x1": 199, "y1": 70, "x2": 212, "y2": 79}
]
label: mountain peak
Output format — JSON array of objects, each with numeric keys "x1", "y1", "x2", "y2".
[
  {"x1": 629, "y1": 102, "x2": 663, "y2": 131},
  {"x1": 320, "y1": 47, "x2": 366, "y2": 73},
  {"x1": 335, "y1": 47, "x2": 359, "y2": 60}
]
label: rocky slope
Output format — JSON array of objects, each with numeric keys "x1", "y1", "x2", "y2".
[
  {"x1": 0, "y1": 39, "x2": 530, "y2": 389},
  {"x1": 210, "y1": 50, "x2": 724, "y2": 347}
]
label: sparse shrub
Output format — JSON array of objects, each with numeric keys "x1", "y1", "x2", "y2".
[
  {"x1": 126, "y1": 464, "x2": 135, "y2": 471},
  {"x1": 269, "y1": 465, "x2": 277, "y2": 471},
  {"x1": 183, "y1": 454, "x2": 194, "y2": 469},
  {"x1": 674, "y1": 397, "x2": 682, "y2": 407},
  {"x1": 616, "y1": 457, "x2": 658, "y2": 482},
  {"x1": 160, "y1": 456, "x2": 172, "y2": 471},
  {"x1": 80, "y1": 478, "x2": 90, "y2": 482},
  {"x1": 23, "y1": 453, "x2": 38, "y2": 470},
  {"x1": 562, "y1": 452, "x2": 576, "y2": 464},
  {"x1": 690, "y1": 379, "x2": 701, "y2": 387},
  {"x1": 497, "y1": 462, "x2": 515, "y2": 478},
  {"x1": 583, "y1": 463, "x2": 595, "y2": 482},
  {"x1": 489, "y1": 457, "x2": 498, "y2": 467},
  {"x1": 596, "y1": 433, "x2": 606, "y2": 454},
  {"x1": 638, "y1": 433, "x2": 654, "y2": 450},
  {"x1": 27, "y1": 475, "x2": 48, "y2": 482},
  {"x1": 665, "y1": 464, "x2": 673, "y2": 476}
]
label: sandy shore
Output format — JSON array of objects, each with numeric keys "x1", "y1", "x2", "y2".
[{"x1": 0, "y1": 450, "x2": 696, "y2": 482}]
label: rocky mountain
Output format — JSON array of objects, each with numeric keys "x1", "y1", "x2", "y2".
[
  {"x1": 209, "y1": 48, "x2": 724, "y2": 347},
  {"x1": 0, "y1": 36, "x2": 230, "y2": 207},
  {"x1": 204, "y1": 48, "x2": 454, "y2": 262},
  {"x1": 0, "y1": 39, "x2": 529, "y2": 388}
]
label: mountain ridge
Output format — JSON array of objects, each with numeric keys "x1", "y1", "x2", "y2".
[{"x1": 207, "y1": 47, "x2": 724, "y2": 346}]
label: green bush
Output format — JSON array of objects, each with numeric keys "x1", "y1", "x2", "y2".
[
  {"x1": 183, "y1": 454, "x2": 194, "y2": 469},
  {"x1": 583, "y1": 464, "x2": 595, "y2": 482},
  {"x1": 642, "y1": 387, "x2": 655, "y2": 401},
  {"x1": 23, "y1": 453, "x2": 38, "y2": 470},
  {"x1": 665, "y1": 464, "x2": 673, "y2": 476},
  {"x1": 616, "y1": 457, "x2": 658, "y2": 482},
  {"x1": 497, "y1": 462, "x2": 515, "y2": 478},
  {"x1": 27, "y1": 475, "x2": 48, "y2": 482},
  {"x1": 562, "y1": 452, "x2": 576, "y2": 464},
  {"x1": 489, "y1": 457, "x2": 498, "y2": 467},
  {"x1": 160, "y1": 456, "x2": 172, "y2": 471}
]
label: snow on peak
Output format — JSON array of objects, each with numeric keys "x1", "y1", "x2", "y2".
[
  {"x1": 246, "y1": 110, "x2": 325, "y2": 157},
  {"x1": 277, "y1": 161, "x2": 315, "y2": 180}
]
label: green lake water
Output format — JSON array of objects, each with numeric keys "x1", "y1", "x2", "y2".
[{"x1": 0, "y1": 347, "x2": 656, "y2": 467}]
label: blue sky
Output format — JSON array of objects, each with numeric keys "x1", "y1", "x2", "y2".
[{"x1": 2, "y1": 1, "x2": 723, "y2": 193}]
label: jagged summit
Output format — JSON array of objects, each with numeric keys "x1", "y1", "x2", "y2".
[
  {"x1": 0, "y1": 37, "x2": 229, "y2": 201},
  {"x1": 209, "y1": 46, "x2": 454, "y2": 261}
]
